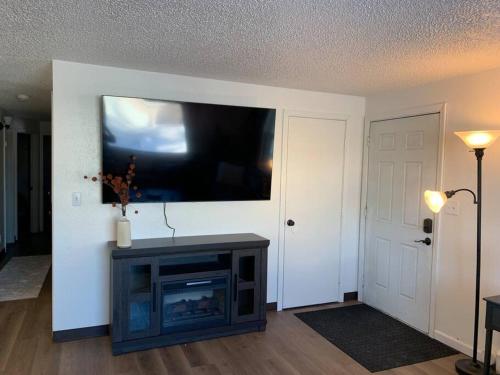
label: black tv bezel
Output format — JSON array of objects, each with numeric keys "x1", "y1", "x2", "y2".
[{"x1": 100, "y1": 95, "x2": 277, "y2": 204}]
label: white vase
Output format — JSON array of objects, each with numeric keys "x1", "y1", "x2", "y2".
[{"x1": 117, "y1": 216, "x2": 131, "y2": 248}]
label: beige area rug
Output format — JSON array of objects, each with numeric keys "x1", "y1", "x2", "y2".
[{"x1": 0, "y1": 255, "x2": 51, "y2": 302}]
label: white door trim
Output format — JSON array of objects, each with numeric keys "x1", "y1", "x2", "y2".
[
  {"x1": 358, "y1": 102, "x2": 447, "y2": 337},
  {"x1": 277, "y1": 110, "x2": 351, "y2": 311}
]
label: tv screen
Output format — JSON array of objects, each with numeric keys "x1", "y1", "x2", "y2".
[{"x1": 101, "y1": 96, "x2": 276, "y2": 203}]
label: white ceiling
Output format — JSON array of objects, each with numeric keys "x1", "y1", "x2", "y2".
[{"x1": 1, "y1": 0, "x2": 499, "y2": 118}]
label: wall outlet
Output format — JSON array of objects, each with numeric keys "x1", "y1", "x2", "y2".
[
  {"x1": 444, "y1": 200, "x2": 459, "y2": 216},
  {"x1": 72, "y1": 192, "x2": 81, "y2": 207}
]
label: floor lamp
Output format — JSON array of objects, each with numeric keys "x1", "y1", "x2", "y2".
[{"x1": 425, "y1": 130, "x2": 500, "y2": 375}]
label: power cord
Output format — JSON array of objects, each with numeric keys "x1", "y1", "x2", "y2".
[{"x1": 163, "y1": 202, "x2": 176, "y2": 238}]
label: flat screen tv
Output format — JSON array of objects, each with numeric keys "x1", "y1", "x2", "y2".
[{"x1": 101, "y1": 96, "x2": 276, "y2": 203}]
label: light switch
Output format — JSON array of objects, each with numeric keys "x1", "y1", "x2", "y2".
[
  {"x1": 444, "y1": 200, "x2": 459, "y2": 216},
  {"x1": 72, "y1": 192, "x2": 81, "y2": 206}
]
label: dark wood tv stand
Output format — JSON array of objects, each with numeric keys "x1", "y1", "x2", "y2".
[{"x1": 109, "y1": 233, "x2": 269, "y2": 355}]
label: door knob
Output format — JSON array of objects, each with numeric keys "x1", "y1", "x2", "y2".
[
  {"x1": 287, "y1": 219, "x2": 295, "y2": 227},
  {"x1": 414, "y1": 237, "x2": 432, "y2": 246}
]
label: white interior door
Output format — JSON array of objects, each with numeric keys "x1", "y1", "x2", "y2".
[
  {"x1": 364, "y1": 113, "x2": 440, "y2": 332},
  {"x1": 283, "y1": 116, "x2": 345, "y2": 309}
]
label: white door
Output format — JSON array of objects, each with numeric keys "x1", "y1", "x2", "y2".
[
  {"x1": 364, "y1": 113, "x2": 440, "y2": 332},
  {"x1": 283, "y1": 116, "x2": 345, "y2": 308}
]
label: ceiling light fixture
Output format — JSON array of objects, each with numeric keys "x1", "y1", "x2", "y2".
[{"x1": 16, "y1": 93, "x2": 30, "y2": 101}]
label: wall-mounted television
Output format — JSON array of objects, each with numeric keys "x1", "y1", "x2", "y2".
[{"x1": 101, "y1": 96, "x2": 276, "y2": 203}]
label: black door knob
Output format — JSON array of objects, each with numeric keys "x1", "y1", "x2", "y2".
[
  {"x1": 414, "y1": 237, "x2": 432, "y2": 246},
  {"x1": 287, "y1": 219, "x2": 295, "y2": 227}
]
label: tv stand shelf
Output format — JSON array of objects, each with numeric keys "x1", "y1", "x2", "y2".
[{"x1": 109, "y1": 233, "x2": 269, "y2": 355}]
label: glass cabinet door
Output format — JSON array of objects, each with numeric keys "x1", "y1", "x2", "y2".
[
  {"x1": 123, "y1": 257, "x2": 159, "y2": 339},
  {"x1": 231, "y1": 249, "x2": 261, "y2": 323}
]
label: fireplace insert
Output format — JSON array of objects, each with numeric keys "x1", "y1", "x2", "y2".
[{"x1": 161, "y1": 271, "x2": 230, "y2": 333}]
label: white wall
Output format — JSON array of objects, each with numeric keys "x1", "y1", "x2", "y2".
[
  {"x1": 52, "y1": 60, "x2": 365, "y2": 331},
  {"x1": 366, "y1": 67, "x2": 500, "y2": 357}
]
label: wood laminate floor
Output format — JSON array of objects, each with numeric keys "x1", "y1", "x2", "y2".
[{"x1": 0, "y1": 274, "x2": 464, "y2": 375}]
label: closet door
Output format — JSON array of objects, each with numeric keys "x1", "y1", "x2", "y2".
[{"x1": 282, "y1": 116, "x2": 345, "y2": 308}]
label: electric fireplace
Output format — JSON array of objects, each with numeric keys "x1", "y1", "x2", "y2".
[
  {"x1": 109, "y1": 233, "x2": 269, "y2": 355},
  {"x1": 161, "y1": 272, "x2": 230, "y2": 333}
]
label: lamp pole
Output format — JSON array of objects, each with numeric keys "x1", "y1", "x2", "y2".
[
  {"x1": 472, "y1": 148, "x2": 483, "y2": 365},
  {"x1": 455, "y1": 147, "x2": 490, "y2": 374},
  {"x1": 425, "y1": 130, "x2": 500, "y2": 374}
]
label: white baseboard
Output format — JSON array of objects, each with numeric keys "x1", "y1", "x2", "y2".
[{"x1": 433, "y1": 329, "x2": 486, "y2": 362}]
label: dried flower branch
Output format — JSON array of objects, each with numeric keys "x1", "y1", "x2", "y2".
[{"x1": 84, "y1": 155, "x2": 141, "y2": 216}]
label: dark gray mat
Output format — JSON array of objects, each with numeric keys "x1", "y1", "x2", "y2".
[{"x1": 295, "y1": 304, "x2": 457, "y2": 372}]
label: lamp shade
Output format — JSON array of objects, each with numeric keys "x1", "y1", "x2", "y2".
[
  {"x1": 424, "y1": 190, "x2": 448, "y2": 213},
  {"x1": 455, "y1": 130, "x2": 500, "y2": 149}
]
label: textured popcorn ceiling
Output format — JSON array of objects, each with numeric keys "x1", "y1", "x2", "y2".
[{"x1": 1, "y1": 0, "x2": 499, "y2": 117}]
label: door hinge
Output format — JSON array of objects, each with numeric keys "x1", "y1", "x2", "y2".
[{"x1": 366, "y1": 136, "x2": 371, "y2": 148}]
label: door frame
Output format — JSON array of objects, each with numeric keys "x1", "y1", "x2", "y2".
[
  {"x1": 0, "y1": 127, "x2": 5, "y2": 252},
  {"x1": 39, "y1": 130, "x2": 51, "y2": 233},
  {"x1": 6, "y1": 126, "x2": 19, "y2": 244},
  {"x1": 358, "y1": 102, "x2": 447, "y2": 337},
  {"x1": 277, "y1": 110, "x2": 350, "y2": 311}
]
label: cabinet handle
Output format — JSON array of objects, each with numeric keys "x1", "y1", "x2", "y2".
[
  {"x1": 234, "y1": 274, "x2": 238, "y2": 302},
  {"x1": 186, "y1": 280, "x2": 212, "y2": 286},
  {"x1": 152, "y1": 282, "x2": 157, "y2": 313}
]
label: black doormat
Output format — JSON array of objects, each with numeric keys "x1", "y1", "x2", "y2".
[{"x1": 295, "y1": 304, "x2": 457, "y2": 372}]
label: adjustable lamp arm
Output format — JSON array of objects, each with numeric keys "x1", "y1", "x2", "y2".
[{"x1": 445, "y1": 189, "x2": 478, "y2": 204}]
